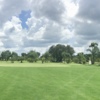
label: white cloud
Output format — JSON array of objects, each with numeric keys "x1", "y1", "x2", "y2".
[
  {"x1": 62, "y1": 0, "x2": 79, "y2": 18},
  {"x1": 0, "y1": 0, "x2": 99, "y2": 54},
  {"x1": 0, "y1": 0, "x2": 83, "y2": 54},
  {"x1": 0, "y1": 16, "x2": 26, "y2": 50},
  {"x1": 0, "y1": 0, "x2": 30, "y2": 26}
]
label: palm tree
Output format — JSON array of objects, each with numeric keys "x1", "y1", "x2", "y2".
[{"x1": 87, "y1": 42, "x2": 99, "y2": 64}]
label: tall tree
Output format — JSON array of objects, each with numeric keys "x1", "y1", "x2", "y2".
[
  {"x1": 49, "y1": 44, "x2": 66, "y2": 62},
  {"x1": 27, "y1": 50, "x2": 39, "y2": 62},
  {"x1": 18, "y1": 56, "x2": 24, "y2": 63},
  {"x1": 49, "y1": 44, "x2": 75, "y2": 62},
  {"x1": 62, "y1": 52, "x2": 71, "y2": 63},
  {"x1": 66, "y1": 45, "x2": 75, "y2": 59},
  {"x1": 77, "y1": 53, "x2": 86, "y2": 64},
  {"x1": 11, "y1": 52, "x2": 18, "y2": 63},
  {"x1": 1, "y1": 50, "x2": 11, "y2": 61},
  {"x1": 21, "y1": 53, "x2": 27, "y2": 60},
  {"x1": 41, "y1": 52, "x2": 51, "y2": 62},
  {"x1": 87, "y1": 42, "x2": 99, "y2": 64}
]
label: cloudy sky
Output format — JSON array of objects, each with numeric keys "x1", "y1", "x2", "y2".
[{"x1": 0, "y1": 0, "x2": 99, "y2": 54}]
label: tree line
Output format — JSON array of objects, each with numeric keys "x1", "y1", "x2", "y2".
[
  {"x1": 0, "y1": 42, "x2": 100, "y2": 65},
  {"x1": 0, "y1": 50, "x2": 40, "y2": 63}
]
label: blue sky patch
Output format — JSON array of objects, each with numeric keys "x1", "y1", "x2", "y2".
[{"x1": 19, "y1": 10, "x2": 31, "y2": 29}]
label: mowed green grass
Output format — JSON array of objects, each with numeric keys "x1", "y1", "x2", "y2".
[{"x1": 0, "y1": 63, "x2": 100, "y2": 100}]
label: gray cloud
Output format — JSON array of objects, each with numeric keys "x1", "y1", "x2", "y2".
[
  {"x1": 23, "y1": 38, "x2": 51, "y2": 47},
  {"x1": 75, "y1": 22, "x2": 100, "y2": 38},
  {"x1": 72, "y1": 0, "x2": 100, "y2": 47},
  {"x1": 73, "y1": 21, "x2": 100, "y2": 47},
  {"x1": 43, "y1": 22, "x2": 62, "y2": 42},
  {"x1": 31, "y1": 0, "x2": 65, "y2": 23},
  {"x1": 77, "y1": 0, "x2": 100, "y2": 22}
]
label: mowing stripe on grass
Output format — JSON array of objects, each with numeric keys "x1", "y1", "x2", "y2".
[{"x1": 0, "y1": 64, "x2": 100, "y2": 100}]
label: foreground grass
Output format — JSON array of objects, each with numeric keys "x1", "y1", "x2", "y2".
[{"x1": 0, "y1": 63, "x2": 100, "y2": 100}]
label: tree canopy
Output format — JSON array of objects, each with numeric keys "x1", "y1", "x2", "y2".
[
  {"x1": 87, "y1": 42, "x2": 99, "y2": 64},
  {"x1": 48, "y1": 44, "x2": 75, "y2": 62},
  {"x1": 0, "y1": 43, "x2": 99, "y2": 65}
]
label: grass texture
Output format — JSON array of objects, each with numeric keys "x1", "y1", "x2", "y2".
[{"x1": 0, "y1": 63, "x2": 100, "y2": 100}]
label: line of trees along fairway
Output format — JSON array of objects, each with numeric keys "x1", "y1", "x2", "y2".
[
  {"x1": 41, "y1": 43, "x2": 100, "y2": 65},
  {"x1": 0, "y1": 50, "x2": 40, "y2": 63},
  {"x1": 0, "y1": 43, "x2": 100, "y2": 65}
]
